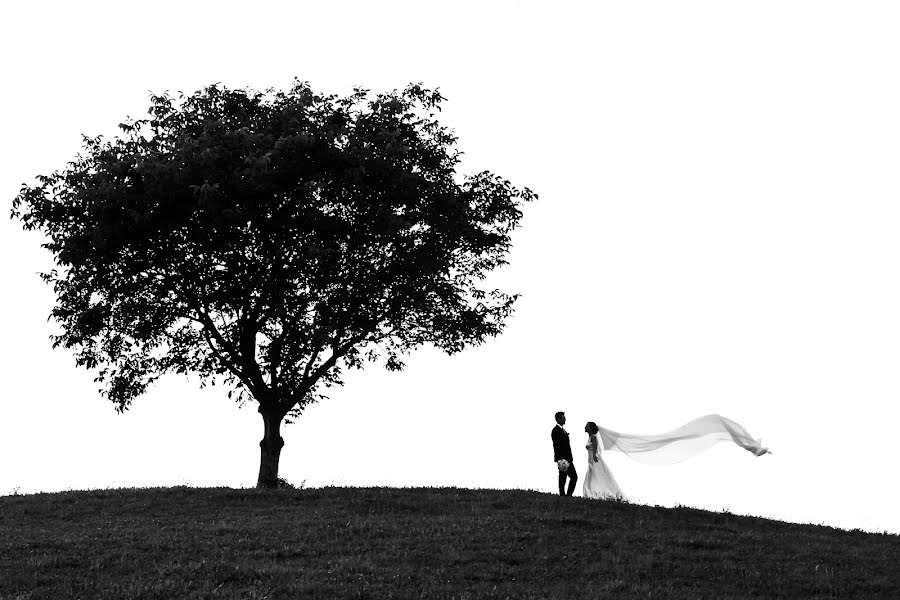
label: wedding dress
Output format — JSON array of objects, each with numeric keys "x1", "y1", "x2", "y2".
[
  {"x1": 582, "y1": 435, "x2": 625, "y2": 500},
  {"x1": 583, "y1": 414, "x2": 768, "y2": 500}
]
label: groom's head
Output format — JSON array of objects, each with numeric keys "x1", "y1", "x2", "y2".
[{"x1": 555, "y1": 412, "x2": 566, "y2": 425}]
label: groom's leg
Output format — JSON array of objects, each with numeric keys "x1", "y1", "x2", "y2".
[
  {"x1": 566, "y1": 464, "x2": 578, "y2": 496},
  {"x1": 558, "y1": 470, "x2": 567, "y2": 496}
]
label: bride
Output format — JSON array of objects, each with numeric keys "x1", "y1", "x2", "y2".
[
  {"x1": 583, "y1": 421, "x2": 624, "y2": 499},
  {"x1": 582, "y1": 414, "x2": 769, "y2": 500}
]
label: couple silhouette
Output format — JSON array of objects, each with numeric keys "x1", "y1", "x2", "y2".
[
  {"x1": 552, "y1": 410, "x2": 770, "y2": 499},
  {"x1": 552, "y1": 410, "x2": 622, "y2": 498}
]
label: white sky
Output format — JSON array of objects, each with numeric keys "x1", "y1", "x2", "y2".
[{"x1": 2, "y1": 1, "x2": 899, "y2": 534}]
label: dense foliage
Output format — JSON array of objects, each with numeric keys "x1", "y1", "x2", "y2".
[{"x1": 11, "y1": 81, "x2": 535, "y2": 486}]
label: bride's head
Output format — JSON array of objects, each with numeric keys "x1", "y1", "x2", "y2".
[{"x1": 585, "y1": 422, "x2": 599, "y2": 435}]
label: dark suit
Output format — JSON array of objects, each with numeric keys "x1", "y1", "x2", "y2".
[{"x1": 552, "y1": 425, "x2": 577, "y2": 496}]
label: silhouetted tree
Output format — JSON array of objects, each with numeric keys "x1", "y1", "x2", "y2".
[{"x1": 11, "y1": 81, "x2": 535, "y2": 487}]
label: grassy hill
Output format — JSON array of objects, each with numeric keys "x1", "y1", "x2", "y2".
[{"x1": 1, "y1": 486, "x2": 897, "y2": 599}]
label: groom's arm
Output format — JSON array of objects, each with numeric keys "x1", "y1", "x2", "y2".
[{"x1": 551, "y1": 428, "x2": 563, "y2": 460}]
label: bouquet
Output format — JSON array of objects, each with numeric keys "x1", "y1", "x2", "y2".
[{"x1": 557, "y1": 459, "x2": 570, "y2": 473}]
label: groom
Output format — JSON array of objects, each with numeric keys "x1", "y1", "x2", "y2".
[{"x1": 552, "y1": 411, "x2": 577, "y2": 496}]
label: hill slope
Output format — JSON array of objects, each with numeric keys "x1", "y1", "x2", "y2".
[{"x1": 1, "y1": 487, "x2": 897, "y2": 599}]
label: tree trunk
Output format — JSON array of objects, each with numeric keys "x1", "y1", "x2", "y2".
[{"x1": 256, "y1": 406, "x2": 285, "y2": 488}]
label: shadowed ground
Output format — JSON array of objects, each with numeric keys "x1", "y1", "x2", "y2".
[{"x1": 1, "y1": 486, "x2": 897, "y2": 599}]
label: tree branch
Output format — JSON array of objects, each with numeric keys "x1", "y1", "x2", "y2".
[
  {"x1": 301, "y1": 346, "x2": 322, "y2": 382},
  {"x1": 310, "y1": 332, "x2": 368, "y2": 386},
  {"x1": 237, "y1": 320, "x2": 268, "y2": 395},
  {"x1": 200, "y1": 324, "x2": 254, "y2": 393},
  {"x1": 278, "y1": 331, "x2": 370, "y2": 415}
]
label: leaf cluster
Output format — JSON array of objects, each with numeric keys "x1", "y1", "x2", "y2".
[{"x1": 11, "y1": 80, "x2": 536, "y2": 418}]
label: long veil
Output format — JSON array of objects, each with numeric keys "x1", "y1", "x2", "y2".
[{"x1": 596, "y1": 414, "x2": 769, "y2": 466}]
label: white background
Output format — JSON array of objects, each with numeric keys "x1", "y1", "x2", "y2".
[{"x1": 1, "y1": 1, "x2": 898, "y2": 533}]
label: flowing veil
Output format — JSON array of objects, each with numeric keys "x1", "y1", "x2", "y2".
[{"x1": 596, "y1": 414, "x2": 769, "y2": 466}]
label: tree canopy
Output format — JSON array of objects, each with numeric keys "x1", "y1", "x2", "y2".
[{"x1": 11, "y1": 80, "x2": 536, "y2": 486}]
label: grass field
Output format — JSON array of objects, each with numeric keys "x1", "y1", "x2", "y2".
[{"x1": 1, "y1": 486, "x2": 897, "y2": 599}]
